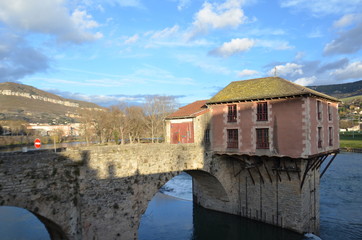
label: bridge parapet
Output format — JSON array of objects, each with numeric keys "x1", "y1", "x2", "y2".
[
  {"x1": 0, "y1": 144, "x2": 206, "y2": 239},
  {"x1": 0, "y1": 144, "x2": 336, "y2": 239}
]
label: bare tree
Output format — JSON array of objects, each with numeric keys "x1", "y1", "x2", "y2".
[
  {"x1": 78, "y1": 109, "x2": 97, "y2": 145},
  {"x1": 126, "y1": 106, "x2": 145, "y2": 144},
  {"x1": 143, "y1": 96, "x2": 177, "y2": 143},
  {"x1": 109, "y1": 105, "x2": 128, "y2": 144}
]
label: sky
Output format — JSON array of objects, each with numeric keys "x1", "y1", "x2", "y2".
[{"x1": 0, "y1": 0, "x2": 362, "y2": 107}]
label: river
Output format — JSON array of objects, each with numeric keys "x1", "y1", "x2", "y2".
[{"x1": 0, "y1": 152, "x2": 361, "y2": 239}]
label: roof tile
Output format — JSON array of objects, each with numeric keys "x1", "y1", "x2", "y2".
[
  {"x1": 207, "y1": 77, "x2": 339, "y2": 104},
  {"x1": 166, "y1": 100, "x2": 209, "y2": 119}
]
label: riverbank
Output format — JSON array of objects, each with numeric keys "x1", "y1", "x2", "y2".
[
  {"x1": 340, "y1": 147, "x2": 362, "y2": 153},
  {"x1": 340, "y1": 132, "x2": 362, "y2": 149},
  {"x1": 0, "y1": 136, "x2": 81, "y2": 150}
]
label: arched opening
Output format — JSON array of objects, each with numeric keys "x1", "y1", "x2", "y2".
[
  {"x1": 138, "y1": 170, "x2": 231, "y2": 240},
  {"x1": 0, "y1": 206, "x2": 67, "y2": 240}
]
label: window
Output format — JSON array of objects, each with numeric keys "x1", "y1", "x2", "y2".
[
  {"x1": 328, "y1": 103, "x2": 332, "y2": 121},
  {"x1": 318, "y1": 127, "x2": 322, "y2": 148},
  {"x1": 227, "y1": 129, "x2": 238, "y2": 148},
  {"x1": 256, "y1": 128, "x2": 269, "y2": 149},
  {"x1": 204, "y1": 129, "x2": 210, "y2": 145},
  {"x1": 227, "y1": 105, "x2": 237, "y2": 122},
  {"x1": 257, "y1": 102, "x2": 268, "y2": 121},
  {"x1": 329, "y1": 127, "x2": 333, "y2": 146},
  {"x1": 317, "y1": 100, "x2": 322, "y2": 120}
]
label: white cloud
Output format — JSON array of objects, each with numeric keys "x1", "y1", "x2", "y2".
[
  {"x1": 307, "y1": 29, "x2": 323, "y2": 38},
  {"x1": 268, "y1": 63, "x2": 303, "y2": 77},
  {"x1": 148, "y1": 25, "x2": 180, "y2": 40},
  {"x1": 124, "y1": 34, "x2": 139, "y2": 44},
  {"x1": 294, "y1": 76, "x2": 317, "y2": 86},
  {"x1": 280, "y1": 0, "x2": 362, "y2": 16},
  {"x1": 105, "y1": 0, "x2": 143, "y2": 8},
  {"x1": 324, "y1": 21, "x2": 362, "y2": 55},
  {"x1": 295, "y1": 52, "x2": 305, "y2": 60},
  {"x1": 188, "y1": 0, "x2": 247, "y2": 38},
  {"x1": 177, "y1": 0, "x2": 191, "y2": 10},
  {"x1": 176, "y1": 54, "x2": 232, "y2": 75},
  {"x1": 0, "y1": 0, "x2": 102, "y2": 43},
  {"x1": 256, "y1": 39, "x2": 293, "y2": 50},
  {"x1": 210, "y1": 38, "x2": 255, "y2": 57},
  {"x1": 331, "y1": 61, "x2": 362, "y2": 81},
  {"x1": 246, "y1": 28, "x2": 286, "y2": 36},
  {"x1": 236, "y1": 69, "x2": 259, "y2": 78},
  {"x1": 0, "y1": 33, "x2": 49, "y2": 82},
  {"x1": 333, "y1": 14, "x2": 361, "y2": 28}
]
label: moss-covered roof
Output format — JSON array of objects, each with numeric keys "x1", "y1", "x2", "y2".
[{"x1": 207, "y1": 77, "x2": 340, "y2": 104}]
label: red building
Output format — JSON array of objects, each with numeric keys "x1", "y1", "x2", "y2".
[
  {"x1": 206, "y1": 77, "x2": 340, "y2": 158},
  {"x1": 165, "y1": 100, "x2": 209, "y2": 144},
  {"x1": 166, "y1": 77, "x2": 340, "y2": 158}
]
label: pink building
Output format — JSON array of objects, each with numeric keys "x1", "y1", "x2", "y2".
[{"x1": 206, "y1": 77, "x2": 340, "y2": 158}]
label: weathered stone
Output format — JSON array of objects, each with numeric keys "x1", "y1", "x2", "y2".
[{"x1": 0, "y1": 144, "x2": 330, "y2": 239}]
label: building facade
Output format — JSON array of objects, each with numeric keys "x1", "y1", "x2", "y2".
[
  {"x1": 165, "y1": 100, "x2": 210, "y2": 145},
  {"x1": 206, "y1": 77, "x2": 340, "y2": 158}
]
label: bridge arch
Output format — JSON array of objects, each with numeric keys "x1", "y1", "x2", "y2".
[
  {"x1": 186, "y1": 170, "x2": 230, "y2": 203},
  {"x1": 0, "y1": 205, "x2": 67, "y2": 240},
  {"x1": 137, "y1": 169, "x2": 231, "y2": 236}
]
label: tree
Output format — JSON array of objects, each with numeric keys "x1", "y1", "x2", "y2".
[
  {"x1": 143, "y1": 96, "x2": 177, "y2": 143},
  {"x1": 109, "y1": 104, "x2": 128, "y2": 145},
  {"x1": 339, "y1": 119, "x2": 354, "y2": 130},
  {"x1": 78, "y1": 109, "x2": 97, "y2": 145},
  {"x1": 126, "y1": 106, "x2": 145, "y2": 144}
]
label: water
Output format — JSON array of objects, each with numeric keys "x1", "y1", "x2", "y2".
[
  {"x1": 0, "y1": 207, "x2": 50, "y2": 240},
  {"x1": 139, "y1": 174, "x2": 303, "y2": 240},
  {"x1": 139, "y1": 152, "x2": 362, "y2": 240},
  {"x1": 0, "y1": 152, "x2": 361, "y2": 239}
]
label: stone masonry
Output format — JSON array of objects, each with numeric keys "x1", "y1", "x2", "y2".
[{"x1": 0, "y1": 144, "x2": 331, "y2": 239}]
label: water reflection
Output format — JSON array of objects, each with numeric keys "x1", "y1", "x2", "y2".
[
  {"x1": 192, "y1": 203, "x2": 303, "y2": 240},
  {"x1": 0, "y1": 206, "x2": 50, "y2": 240},
  {"x1": 139, "y1": 193, "x2": 304, "y2": 240}
]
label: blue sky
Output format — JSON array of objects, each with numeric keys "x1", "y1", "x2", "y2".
[{"x1": 0, "y1": 0, "x2": 362, "y2": 107}]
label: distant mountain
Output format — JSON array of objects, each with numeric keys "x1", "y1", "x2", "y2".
[
  {"x1": 308, "y1": 80, "x2": 362, "y2": 99},
  {"x1": 0, "y1": 82, "x2": 104, "y2": 124}
]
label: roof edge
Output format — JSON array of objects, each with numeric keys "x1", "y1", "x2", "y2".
[{"x1": 207, "y1": 93, "x2": 340, "y2": 105}]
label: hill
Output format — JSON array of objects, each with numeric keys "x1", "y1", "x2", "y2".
[
  {"x1": 308, "y1": 80, "x2": 362, "y2": 99},
  {"x1": 0, "y1": 82, "x2": 104, "y2": 124}
]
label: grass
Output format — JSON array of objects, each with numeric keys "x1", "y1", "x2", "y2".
[{"x1": 340, "y1": 132, "x2": 362, "y2": 149}]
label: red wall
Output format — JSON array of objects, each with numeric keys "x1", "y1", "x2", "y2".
[
  {"x1": 170, "y1": 121, "x2": 194, "y2": 144},
  {"x1": 209, "y1": 96, "x2": 339, "y2": 158}
]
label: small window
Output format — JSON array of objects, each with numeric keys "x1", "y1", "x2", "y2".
[
  {"x1": 227, "y1": 129, "x2": 238, "y2": 148},
  {"x1": 227, "y1": 105, "x2": 237, "y2": 122},
  {"x1": 318, "y1": 127, "x2": 322, "y2": 148},
  {"x1": 256, "y1": 128, "x2": 269, "y2": 149},
  {"x1": 204, "y1": 129, "x2": 210, "y2": 145},
  {"x1": 317, "y1": 100, "x2": 322, "y2": 120},
  {"x1": 328, "y1": 103, "x2": 332, "y2": 121},
  {"x1": 257, "y1": 102, "x2": 268, "y2": 121},
  {"x1": 329, "y1": 127, "x2": 333, "y2": 146}
]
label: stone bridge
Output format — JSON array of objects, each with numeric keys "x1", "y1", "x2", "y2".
[{"x1": 0, "y1": 144, "x2": 336, "y2": 239}]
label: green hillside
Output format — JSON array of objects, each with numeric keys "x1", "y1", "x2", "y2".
[
  {"x1": 0, "y1": 82, "x2": 104, "y2": 124},
  {"x1": 308, "y1": 80, "x2": 362, "y2": 99}
]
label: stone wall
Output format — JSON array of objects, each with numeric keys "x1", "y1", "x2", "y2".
[
  {"x1": 0, "y1": 144, "x2": 205, "y2": 239},
  {"x1": 0, "y1": 144, "x2": 329, "y2": 239},
  {"x1": 192, "y1": 154, "x2": 322, "y2": 234}
]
